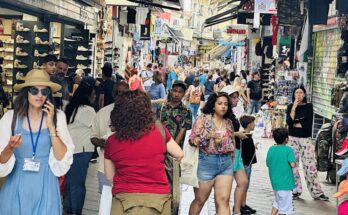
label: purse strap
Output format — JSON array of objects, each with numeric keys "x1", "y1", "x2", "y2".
[
  {"x1": 11, "y1": 111, "x2": 17, "y2": 136},
  {"x1": 155, "y1": 120, "x2": 167, "y2": 151}
]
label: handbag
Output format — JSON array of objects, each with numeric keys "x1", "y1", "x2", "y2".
[
  {"x1": 180, "y1": 141, "x2": 199, "y2": 188},
  {"x1": 98, "y1": 185, "x2": 113, "y2": 215}
]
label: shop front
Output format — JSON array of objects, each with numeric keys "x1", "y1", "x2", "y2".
[{"x1": 0, "y1": 0, "x2": 102, "y2": 114}]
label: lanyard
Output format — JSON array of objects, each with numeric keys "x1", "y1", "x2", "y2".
[{"x1": 27, "y1": 111, "x2": 45, "y2": 159}]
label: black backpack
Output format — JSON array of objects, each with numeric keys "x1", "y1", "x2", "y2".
[{"x1": 315, "y1": 123, "x2": 333, "y2": 172}]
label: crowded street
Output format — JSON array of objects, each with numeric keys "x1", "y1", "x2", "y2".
[{"x1": 1, "y1": 0, "x2": 348, "y2": 215}]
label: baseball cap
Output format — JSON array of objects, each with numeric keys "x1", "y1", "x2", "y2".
[
  {"x1": 337, "y1": 157, "x2": 348, "y2": 176},
  {"x1": 172, "y1": 80, "x2": 187, "y2": 91},
  {"x1": 333, "y1": 179, "x2": 348, "y2": 198}
]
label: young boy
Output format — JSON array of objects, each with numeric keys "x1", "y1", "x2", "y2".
[
  {"x1": 267, "y1": 128, "x2": 296, "y2": 215},
  {"x1": 239, "y1": 115, "x2": 258, "y2": 214}
]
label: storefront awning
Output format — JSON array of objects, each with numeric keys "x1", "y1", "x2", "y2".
[
  {"x1": 204, "y1": 4, "x2": 240, "y2": 27},
  {"x1": 165, "y1": 24, "x2": 193, "y2": 42},
  {"x1": 207, "y1": 37, "x2": 233, "y2": 59}
]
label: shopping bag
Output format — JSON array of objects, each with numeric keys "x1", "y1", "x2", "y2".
[
  {"x1": 180, "y1": 142, "x2": 199, "y2": 188},
  {"x1": 98, "y1": 185, "x2": 112, "y2": 215}
]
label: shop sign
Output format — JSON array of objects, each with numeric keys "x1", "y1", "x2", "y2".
[
  {"x1": 154, "y1": 18, "x2": 162, "y2": 35},
  {"x1": 226, "y1": 26, "x2": 247, "y2": 35},
  {"x1": 279, "y1": 36, "x2": 291, "y2": 58},
  {"x1": 80, "y1": 6, "x2": 89, "y2": 20},
  {"x1": 254, "y1": 0, "x2": 277, "y2": 14}
]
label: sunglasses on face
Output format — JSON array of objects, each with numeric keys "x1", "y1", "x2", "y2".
[{"x1": 28, "y1": 87, "x2": 51, "y2": 96}]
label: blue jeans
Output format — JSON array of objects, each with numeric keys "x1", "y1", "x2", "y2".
[
  {"x1": 247, "y1": 100, "x2": 261, "y2": 114},
  {"x1": 189, "y1": 103, "x2": 200, "y2": 122},
  {"x1": 63, "y1": 152, "x2": 93, "y2": 215},
  {"x1": 197, "y1": 152, "x2": 234, "y2": 182},
  {"x1": 244, "y1": 165, "x2": 252, "y2": 191}
]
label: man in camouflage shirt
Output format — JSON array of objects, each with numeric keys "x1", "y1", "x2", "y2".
[{"x1": 157, "y1": 80, "x2": 192, "y2": 149}]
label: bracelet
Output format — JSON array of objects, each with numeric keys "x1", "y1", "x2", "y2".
[{"x1": 49, "y1": 133, "x2": 58, "y2": 137}]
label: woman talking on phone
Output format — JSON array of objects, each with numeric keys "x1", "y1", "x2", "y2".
[
  {"x1": 0, "y1": 69, "x2": 74, "y2": 214},
  {"x1": 286, "y1": 86, "x2": 328, "y2": 201}
]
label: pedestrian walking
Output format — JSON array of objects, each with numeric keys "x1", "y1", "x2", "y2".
[
  {"x1": 246, "y1": 71, "x2": 262, "y2": 114},
  {"x1": 149, "y1": 71, "x2": 167, "y2": 112},
  {"x1": 267, "y1": 128, "x2": 296, "y2": 215},
  {"x1": 0, "y1": 69, "x2": 74, "y2": 215},
  {"x1": 63, "y1": 79, "x2": 97, "y2": 215},
  {"x1": 189, "y1": 92, "x2": 235, "y2": 215},
  {"x1": 90, "y1": 81, "x2": 129, "y2": 193},
  {"x1": 286, "y1": 86, "x2": 329, "y2": 201},
  {"x1": 98, "y1": 63, "x2": 115, "y2": 109},
  {"x1": 186, "y1": 78, "x2": 204, "y2": 122},
  {"x1": 104, "y1": 90, "x2": 184, "y2": 215}
]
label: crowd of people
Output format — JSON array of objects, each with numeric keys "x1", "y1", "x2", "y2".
[{"x1": 0, "y1": 59, "x2": 330, "y2": 215}]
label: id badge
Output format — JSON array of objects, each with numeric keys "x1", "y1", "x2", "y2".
[{"x1": 23, "y1": 158, "x2": 40, "y2": 172}]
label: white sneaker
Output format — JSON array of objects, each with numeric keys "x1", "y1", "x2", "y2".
[
  {"x1": 34, "y1": 50, "x2": 48, "y2": 57},
  {"x1": 4, "y1": 64, "x2": 13, "y2": 69},
  {"x1": 64, "y1": 37, "x2": 76, "y2": 42},
  {"x1": 16, "y1": 35, "x2": 29, "y2": 44},
  {"x1": 16, "y1": 22, "x2": 30, "y2": 31},
  {"x1": 4, "y1": 48, "x2": 14, "y2": 52},
  {"x1": 14, "y1": 60, "x2": 27, "y2": 68},
  {"x1": 34, "y1": 37, "x2": 49, "y2": 45},
  {"x1": 76, "y1": 55, "x2": 88, "y2": 60},
  {"x1": 77, "y1": 46, "x2": 89, "y2": 51},
  {"x1": 53, "y1": 50, "x2": 60, "y2": 55},
  {"x1": 5, "y1": 39, "x2": 14, "y2": 44},
  {"x1": 15, "y1": 47, "x2": 28, "y2": 56},
  {"x1": 33, "y1": 25, "x2": 48, "y2": 33},
  {"x1": 77, "y1": 64, "x2": 87, "y2": 69},
  {"x1": 4, "y1": 56, "x2": 13, "y2": 60}
]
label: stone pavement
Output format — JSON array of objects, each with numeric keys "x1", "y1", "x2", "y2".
[{"x1": 83, "y1": 137, "x2": 337, "y2": 215}]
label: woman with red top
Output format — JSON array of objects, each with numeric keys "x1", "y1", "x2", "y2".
[
  {"x1": 128, "y1": 68, "x2": 144, "y2": 91},
  {"x1": 104, "y1": 90, "x2": 184, "y2": 215},
  {"x1": 189, "y1": 92, "x2": 236, "y2": 215}
]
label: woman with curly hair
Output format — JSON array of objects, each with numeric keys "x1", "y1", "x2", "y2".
[
  {"x1": 104, "y1": 90, "x2": 184, "y2": 215},
  {"x1": 189, "y1": 92, "x2": 235, "y2": 215}
]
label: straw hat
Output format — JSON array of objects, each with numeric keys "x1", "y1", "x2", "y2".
[
  {"x1": 14, "y1": 69, "x2": 61, "y2": 92},
  {"x1": 221, "y1": 85, "x2": 245, "y2": 95}
]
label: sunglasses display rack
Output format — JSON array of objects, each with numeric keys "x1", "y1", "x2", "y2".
[{"x1": 61, "y1": 26, "x2": 92, "y2": 77}]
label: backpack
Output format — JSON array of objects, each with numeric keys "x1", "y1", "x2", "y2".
[
  {"x1": 189, "y1": 86, "x2": 202, "y2": 105},
  {"x1": 315, "y1": 123, "x2": 333, "y2": 172}
]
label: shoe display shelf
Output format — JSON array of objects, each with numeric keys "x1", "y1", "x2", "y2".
[
  {"x1": 104, "y1": 40, "x2": 112, "y2": 65},
  {"x1": 0, "y1": 37, "x2": 14, "y2": 87},
  {"x1": 14, "y1": 21, "x2": 50, "y2": 84},
  {"x1": 61, "y1": 27, "x2": 92, "y2": 77}
]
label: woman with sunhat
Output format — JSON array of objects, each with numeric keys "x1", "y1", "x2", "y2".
[{"x1": 0, "y1": 69, "x2": 75, "y2": 214}]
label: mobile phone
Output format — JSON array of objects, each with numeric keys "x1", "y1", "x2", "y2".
[{"x1": 42, "y1": 98, "x2": 48, "y2": 109}]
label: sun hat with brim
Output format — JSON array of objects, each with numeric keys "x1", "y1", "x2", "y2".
[
  {"x1": 333, "y1": 180, "x2": 348, "y2": 198},
  {"x1": 221, "y1": 85, "x2": 244, "y2": 95},
  {"x1": 14, "y1": 69, "x2": 62, "y2": 92}
]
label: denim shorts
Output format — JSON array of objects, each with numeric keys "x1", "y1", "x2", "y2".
[
  {"x1": 197, "y1": 152, "x2": 234, "y2": 182},
  {"x1": 244, "y1": 165, "x2": 252, "y2": 191}
]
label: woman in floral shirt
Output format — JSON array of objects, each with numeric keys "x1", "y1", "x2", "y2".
[{"x1": 189, "y1": 92, "x2": 235, "y2": 215}]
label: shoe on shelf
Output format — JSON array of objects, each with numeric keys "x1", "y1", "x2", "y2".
[
  {"x1": 5, "y1": 39, "x2": 14, "y2": 44},
  {"x1": 64, "y1": 37, "x2": 76, "y2": 42},
  {"x1": 4, "y1": 55, "x2": 13, "y2": 60},
  {"x1": 76, "y1": 55, "x2": 88, "y2": 60},
  {"x1": 242, "y1": 205, "x2": 256, "y2": 214},
  {"x1": 14, "y1": 59, "x2": 28, "y2": 69},
  {"x1": 16, "y1": 22, "x2": 30, "y2": 32},
  {"x1": 77, "y1": 64, "x2": 87, "y2": 69},
  {"x1": 34, "y1": 50, "x2": 48, "y2": 57},
  {"x1": 314, "y1": 194, "x2": 329, "y2": 201},
  {"x1": 4, "y1": 64, "x2": 13, "y2": 69},
  {"x1": 16, "y1": 72, "x2": 25, "y2": 81},
  {"x1": 16, "y1": 35, "x2": 29, "y2": 44},
  {"x1": 77, "y1": 46, "x2": 88, "y2": 51},
  {"x1": 34, "y1": 37, "x2": 49, "y2": 45},
  {"x1": 4, "y1": 47, "x2": 14, "y2": 52},
  {"x1": 33, "y1": 25, "x2": 48, "y2": 33},
  {"x1": 292, "y1": 193, "x2": 301, "y2": 200},
  {"x1": 53, "y1": 50, "x2": 60, "y2": 55},
  {"x1": 15, "y1": 47, "x2": 28, "y2": 56}
]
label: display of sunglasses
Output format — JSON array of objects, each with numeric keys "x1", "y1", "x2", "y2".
[{"x1": 28, "y1": 87, "x2": 51, "y2": 96}]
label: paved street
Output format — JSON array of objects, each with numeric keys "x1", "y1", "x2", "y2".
[{"x1": 83, "y1": 137, "x2": 336, "y2": 215}]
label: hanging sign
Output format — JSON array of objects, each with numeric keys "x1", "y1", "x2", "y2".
[
  {"x1": 226, "y1": 26, "x2": 247, "y2": 35},
  {"x1": 154, "y1": 18, "x2": 162, "y2": 35},
  {"x1": 254, "y1": 0, "x2": 277, "y2": 14}
]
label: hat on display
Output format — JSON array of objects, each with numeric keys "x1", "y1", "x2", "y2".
[
  {"x1": 221, "y1": 85, "x2": 244, "y2": 95},
  {"x1": 333, "y1": 179, "x2": 348, "y2": 198},
  {"x1": 172, "y1": 80, "x2": 187, "y2": 91},
  {"x1": 337, "y1": 157, "x2": 348, "y2": 176},
  {"x1": 14, "y1": 69, "x2": 61, "y2": 92}
]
